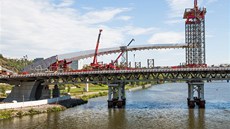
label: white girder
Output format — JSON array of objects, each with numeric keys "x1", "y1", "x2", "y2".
[{"x1": 58, "y1": 43, "x2": 187, "y2": 62}]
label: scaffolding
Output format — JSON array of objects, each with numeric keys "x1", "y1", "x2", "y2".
[{"x1": 184, "y1": 0, "x2": 206, "y2": 67}]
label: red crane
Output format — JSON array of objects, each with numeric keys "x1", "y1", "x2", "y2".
[
  {"x1": 114, "y1": 38, "x2": 134, "y2": 64},
  {"x1": 105, "y1": 38, "x2": 135, "y2": 70},
  {"x1": 194, "y1": 0, "x2": 197, "y2": 9},
  {"x1": 90, "y1": 29, "x2": 103, "y2": 69}
]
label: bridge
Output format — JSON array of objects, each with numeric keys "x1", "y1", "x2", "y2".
[
  {"x1": 1, "y1": 67, "x2": 230, "y2": 108},
  {"x1": 23, "y1": 43, "x2": 188, "y2": 73},
  {"x1": 1, "y1": 0, "x2": 229, "y2": 109}
]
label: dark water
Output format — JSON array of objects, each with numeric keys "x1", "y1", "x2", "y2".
[{"x1": 1, "y1": 82, "x2": 230, "y2": 129}]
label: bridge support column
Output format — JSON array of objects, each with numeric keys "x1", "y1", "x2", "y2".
[
  {"x1": 187, "y1": 81, "x2": 205, "y2": 108},
  {"x1": 107, "y1": 82, "x2": 126, "y2": 108},
  {"x1": 3, "y1": 80, "x2": 45, "y2": 102},
  {"x1": 85, "y1": 78, "x2": 89, "y2": 92}
]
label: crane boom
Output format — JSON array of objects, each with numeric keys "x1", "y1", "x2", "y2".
[
  {"x1": 194, "y1": 0, "x2": 197, "y2": 8},
  {"x1": 92, "y1": 29, "x2": 103, "y2": 65},
  {"x1": 114, "y1": 38, "x2": 135, "y2": 64}
]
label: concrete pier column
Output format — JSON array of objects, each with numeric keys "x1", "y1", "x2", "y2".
[
  {"x1": 118, "y1": 85, "x2": 122, "y2": 101},
  {"x1": 52, "y1": 84, "x2": 60, "y2": 98},
  {"x1": 187, "y1": 83, "x2": 195, "y2": 108},
  {"x1": 198, "y1": 84, "x2": 205, "y2": 108},
  {"x1": 117, "y1": 83, "x2": 123, "y2": 108},
  {"x1": 121, "y1": 83, "x2": 126, "y2": 105},
  {"x1": 108, "y1": 86, "x2": 112, "y2": 101},
  {"x1": 3, "y1": 80, "x2": 44, "y2": 102},
  {"x1": 187, "y1": 81, "x2": 205, "y2": 108},
  {"x1": 199, "y1": 85, "x2": 204, "y2": 100},
  {"x1": 107, "y1": 86, "x2": 113, "y2": 108},
  {"x1": 188, "y1": 84, "x2": 194, "y2": 100},
  {"x1": 107, "y1": 83, "x2": 126, "y2": 108},
  {"x1": 197, "y1": 86, "x2": 201, "y2": 99},
  {"x1": 108, "y1": 83, "x2": 118, "y2": 108},
  {"x1": 85, "y1": 78, "x2": 89, "y2": 92}
]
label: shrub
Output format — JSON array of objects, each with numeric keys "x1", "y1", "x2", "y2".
[
  {"x1": 28, "y1": 108, "x2": 41, "y2": 115},
  {"x1": 47, "y1": 106, "x2": 65, "y2": 112},
  {"x1": 0, "y1": 110, "x2": 14, "y2": 119}
]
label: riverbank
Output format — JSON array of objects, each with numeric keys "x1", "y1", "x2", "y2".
[
  {"x1": 128, "y1": 84, "x2": 152, "y2": 91},
  {"x1": 76, "y1": 83, "x2": 153, "y2": 101},
  {"x1": 0, "y1": 104, "x2": 65, "y2": 120},
  {"x1": 0, "y1": 83, "x2": 153, "y2": 120},
  {"x1": 0, "y1": 98, "x2": 87, "y2": 120}
]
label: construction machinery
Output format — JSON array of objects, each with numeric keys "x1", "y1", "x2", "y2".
[
  {"x1": 90, "y1": 29, "x2": 103, "y2": 70},
  {"x1": 105, "y1": 38, "x2": 135, "y2": 70},
  {"x1": 49, "y1": 59, "x2": 72, "y2": 72}
]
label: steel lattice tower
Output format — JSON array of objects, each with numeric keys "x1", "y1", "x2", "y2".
[{"x1": 184, "y1": 0, "x2": 207, "y2": 67}]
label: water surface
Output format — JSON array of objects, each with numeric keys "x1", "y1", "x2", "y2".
[{"x1": 1, "y1": 82, "x2": 230, "y2": 129}]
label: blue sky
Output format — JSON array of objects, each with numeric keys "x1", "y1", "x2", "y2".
[{"x1": 0, "y1": 0, "x2": 229, "y2": 67}]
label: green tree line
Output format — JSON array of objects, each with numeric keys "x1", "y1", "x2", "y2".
[{"x1": 0, "y1": 54, "x2": 32, "y2": 73}]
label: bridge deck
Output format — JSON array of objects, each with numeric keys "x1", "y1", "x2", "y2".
[{"x1": 1, "y1": 68, "x2": 230, "y2": 84}]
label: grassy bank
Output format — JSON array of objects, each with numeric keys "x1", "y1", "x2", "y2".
[
  {"x1": 80, "y1": 91, "x2": 108, "y2": 101},
  {"x1": 0, "y1": 84, "x2": 12, "y2": 98},
  {"x1": 0, "y1": 105, "x2": 65, "y2": 120},
  {"x1": 77, "y1": 83, "x2": 156, "y2": 101}
]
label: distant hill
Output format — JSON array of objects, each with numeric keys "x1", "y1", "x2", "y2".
[{"x1": 0, "y1": 54, "x2": 32, "y2": 73}]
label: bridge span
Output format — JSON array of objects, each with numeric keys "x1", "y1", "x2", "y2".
[
  {"x1": 1, "y1": 67, "x2": 230, "y2": 109},
  {"x1": 23, "y1": 43, "x2": 188, "y2": 73},
  {"x1": 58, "y1": 43, "x2": 188, "y2": 61}
]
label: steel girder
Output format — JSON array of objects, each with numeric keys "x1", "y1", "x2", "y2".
[{"x1": 1, "y1": 68, "x2": 230, "y2": 85}]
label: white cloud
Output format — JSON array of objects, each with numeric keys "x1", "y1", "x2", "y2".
[
  {"x1": 55, "y1": 0, "x2": 75, "y2": 7},
  {"x1": 166, "y1": 0, "x2": 192, "y2": 19},
  {"x1": 165, "y1": 0, "x2": 220, "y2": 24},
  {"x1": 148, "y1": 32, "x2": 184, "y2": 44},
  {"x1": 0, "y1": 0, "x2": 135, "y2": 59},
  {"x1": 81, "y1": 8, "x2": 131, "y2": 24},
  {"x1": 125, "y1": 26, "x2": 157, "y2": 36},
  {"x1": 117, "y1": 16, "x2": 132, "y2": 21}
]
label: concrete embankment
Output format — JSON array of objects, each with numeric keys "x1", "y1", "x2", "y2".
[
  {"x1": 0, "y1": 96, "x2": 87, "y2": 120},
  {"x1": 0, "y1": 96, "x2": 71, "y2": 109}
]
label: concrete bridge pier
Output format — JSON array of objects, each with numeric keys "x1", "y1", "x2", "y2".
[
  {"x1": 107, "y1": 82, "x2": 126, "y2": 108},
  {"x1": 187, "y1": 81, "x2": 205, "y2": 108},
  {"x1": 3, "y1": 80, "x2": 51, "y2": 102}
]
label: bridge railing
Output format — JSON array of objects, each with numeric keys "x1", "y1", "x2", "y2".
[{"x1": 1, "y1": 67, "x2": 229, "y2": 85}]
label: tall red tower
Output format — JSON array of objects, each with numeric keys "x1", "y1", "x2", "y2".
[{"x1": 183, "y1": 0, "x2": 207, "y2": 67}]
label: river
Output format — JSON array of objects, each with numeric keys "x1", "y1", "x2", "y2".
[{"x1": 1, "y1": 82, "x2": 230, "y2": 129}]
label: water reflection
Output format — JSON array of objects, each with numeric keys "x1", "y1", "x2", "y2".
[
  {"x1": 0, "y1": 83, "x2": 229, "y2": 129},
  {"x1": 188, "y1": 109, "x2": 205, "y2": 129},
  {"x1": 108, "y1": 109, "x2": 127, "y2": 129}
]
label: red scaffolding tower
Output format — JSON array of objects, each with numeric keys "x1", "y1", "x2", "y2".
[{"x1": 183, "y1": 0, "x2": 207, "y2": 67}]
